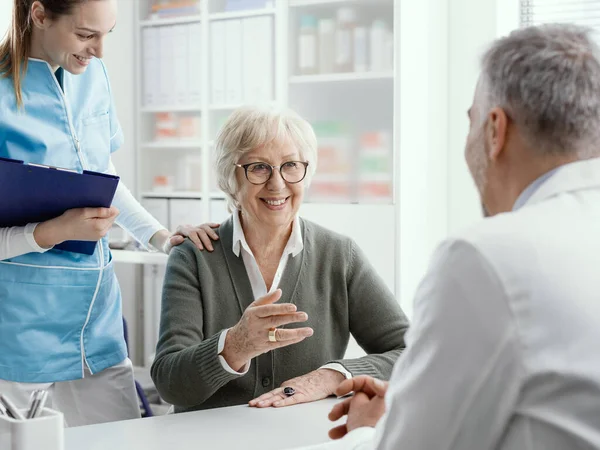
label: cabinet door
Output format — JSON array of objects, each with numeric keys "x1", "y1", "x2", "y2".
[{"x1": 169, "y1": 199, "x2": 204, "y2": 229}]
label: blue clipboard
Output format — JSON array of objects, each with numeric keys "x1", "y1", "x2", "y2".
[{"x1": 0, "y1": 157, "x2": 120, "y2": 255}]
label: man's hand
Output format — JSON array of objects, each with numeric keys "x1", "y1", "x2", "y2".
[
  {"x1": 335, "y1": 375, "x2": 389, "y2": 399},
  {"x1": 327, "y1": 376, "x2": 388, "y2": 440}
]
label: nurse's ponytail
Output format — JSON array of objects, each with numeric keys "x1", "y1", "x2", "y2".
[
  {"x1": 0, "y1": 1, "x2": 86, "y2": 108},
  {"x1": 0, "y1": 0, "x2": 33, "y2": 108}
]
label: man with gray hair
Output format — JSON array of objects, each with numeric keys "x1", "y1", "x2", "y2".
[{"x1": 294, "y1": 23, "x2": 600, "y2": 450}]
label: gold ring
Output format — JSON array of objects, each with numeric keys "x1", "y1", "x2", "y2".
[{"x1": 268, "y1": 328, "x2": 277, "y2": 343}]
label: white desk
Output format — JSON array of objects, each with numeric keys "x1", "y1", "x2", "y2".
[{"x1": 66, "y1": 399, "x2": 342, "y2": 450}]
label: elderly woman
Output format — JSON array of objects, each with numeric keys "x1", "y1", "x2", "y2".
[{"x1": 151, "y1": 106, "x2": 409, "y2": 412}]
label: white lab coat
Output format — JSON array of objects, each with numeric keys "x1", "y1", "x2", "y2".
[{"x1": 298, "y1": 157, "x2": 600, "y2": 450}]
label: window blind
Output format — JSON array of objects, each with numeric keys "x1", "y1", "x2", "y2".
[{"x1": 521, "y1": 0, "x2": 600, "y2": 29}]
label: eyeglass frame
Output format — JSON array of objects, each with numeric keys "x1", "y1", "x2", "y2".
[{"x1": 234, "y1": 160, "x2": 310, "y2": 185}]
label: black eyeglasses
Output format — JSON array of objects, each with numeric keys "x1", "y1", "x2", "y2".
[{"x1": 234, "y1": 161, "x2": 309, "y2": 185}]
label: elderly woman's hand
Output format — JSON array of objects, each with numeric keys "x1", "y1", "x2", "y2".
[
  {"x1": 220, "y1": 289, "x2": 314, "y2": 372},
  {"x1": 249, "y1": 368, "x2": 345, "y2": 408}
]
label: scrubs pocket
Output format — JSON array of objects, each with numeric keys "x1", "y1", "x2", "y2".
[
  {"x1": 80, "y1": 112, "x2": 110, "y2": 172},
  {"x1": 0, "y1": 263, "x2": 100, "y2": 377}
]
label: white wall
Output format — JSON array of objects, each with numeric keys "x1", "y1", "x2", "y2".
[
  {"x1": 0, "y1": 3, "x2": 11, "y2": 38},
  {"x1": 396, "y1": 0, "x2": 449, "y2": 318},
  {"x1": 398, "y1": 0, "x2": 521, "y2": 315},
  {"x1": 447, "y1": 0, "x2": 499, "y2": 234}
]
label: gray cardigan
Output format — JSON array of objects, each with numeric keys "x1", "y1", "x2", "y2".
[{"x1": 151, "y1": 217, "x2": 409, "y2": 412}]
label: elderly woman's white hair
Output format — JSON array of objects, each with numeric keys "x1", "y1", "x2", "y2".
[{"x1": 214, "y1": 105, "x2": 318, "y2": 212}]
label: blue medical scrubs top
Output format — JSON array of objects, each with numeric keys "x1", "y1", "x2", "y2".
[{"x1": 0, "y1": 58, "x2": 128, "y2": 383}]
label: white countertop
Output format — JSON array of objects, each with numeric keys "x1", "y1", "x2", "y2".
[{"x1": 66, "y1": 399, "x2": 343, "y2": 450}]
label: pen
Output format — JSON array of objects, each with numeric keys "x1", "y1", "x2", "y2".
[
  {"x1": 27, "y1": 390, "x2": 41, "y2": 419},
  {"x1": 26, "y1": 390, "x2": 38, "y2": 419},
  {"x1": 31, "y1": 390, "x2": 48, "y2": 419},
  {"x1": 0, "y1": 393, "x2": 26, "y2": 420}
]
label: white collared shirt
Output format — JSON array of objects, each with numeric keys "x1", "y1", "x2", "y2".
[{"x1": 217, "y1": 212, "x2": 352, "y2": 380}]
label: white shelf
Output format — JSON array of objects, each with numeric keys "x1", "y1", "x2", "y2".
[
  {"x1": 141, "y1": 191, "x2": 226, "y2": 199},
  {"x1": 140, "y1": 105, "x2": 202, "y2": 113},
  {"x1": 289, "y1": 71, "x2": 394, "y2": 84},
  {"x1": 139, "y1": 15, "x2": 202, "y2": 27},
  {"x1": 141, "y1": 141, "x2": 202, "y2": 149},
  {"x1": 111, "y1": 249, "x2": 168, "y2": 265},
  {"x1": 209, "y1": 8, "x2": 276, "y2": 21},
  {"x1": 289, "y1": 0, "x2": 391, "y2": 6},
  {"x1": 289, "y1": 0, "x2": 354, "y2": 6},
  {"x1": 209, "y1": 104, "x2": 243, "y2": 111}
]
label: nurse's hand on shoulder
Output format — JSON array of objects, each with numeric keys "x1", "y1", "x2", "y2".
[
  {"x1": 155, "y1": 222, "x2": 221, "y2": 254},
  {"x1": 249, "y1": 368, "x2": 345, "y2": 409},
  {"x1": 34, "y1": 206, "x2": 119, "y2": 249}
]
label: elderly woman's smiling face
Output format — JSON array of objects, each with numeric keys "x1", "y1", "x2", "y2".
[{"x1": 235, "y1": 139, "x2": 305, "y2": 229}]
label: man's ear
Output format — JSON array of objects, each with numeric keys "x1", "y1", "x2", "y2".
[
  {"x1": 487, "y1": 107, "x2": 508, "y2": 161},
  {"x1": 30, "y1": 1, "x2": 49, "y2": 30}
]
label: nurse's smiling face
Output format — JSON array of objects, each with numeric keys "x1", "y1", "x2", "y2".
[{"x1": 29, "y1": 0, "x2": 118, "y2": 74}]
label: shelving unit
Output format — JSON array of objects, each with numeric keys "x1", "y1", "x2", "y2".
[
  {"x1": 140, "y1": 141, "x2": 203, "y2": 149},
  {"x1": 208, "y1": 8, "x2": 276, "y2": 20},
  {"x1": 140, "y1": 191, "x2": 226, "y2": 199},
  {"x1": 289, "y1": 70, "x2": 394, "y2": 83},
  {"x1": 139, "y1": 15, "x2": 202, "y2": 27},
  {"x1": 128, "y1": 0, "x2": 396, "y2": 243},
  {"x1": 140, "y1": 105, "x2": 202, "y2": 113},
  {"x1": 127, "y1": 0, "x2": 399, "y2": 363}
]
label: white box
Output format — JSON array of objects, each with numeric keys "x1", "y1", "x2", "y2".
[
  {"x1": 257, "y1": 16, "x2": 274, "y2": 103},
  {"x1": 210, "y1": 21, "x2": 226, "y2": 105},
  {"x1": 241, "y1": 18, "x2": 258, "y2": 103},
  {"x1": 169, "y1": 199, "x2": 204, "y2": 230},
  {"x1": 158, "y1": 26, "x2": 175, "y2": 105},
  {"x1": 187, "y1": 23, "x2": 202, "y2": 104},
  {"x1": 141, "y1": 198, "x2": 169, "y2": 230},
  {"x1": 142, "y1": 27, "x2": 159, "y2": 106},
  {"x1": 224, "y1": 20, "x2": 242, "y2": 104},
  {"x1": 242, "y1": 17, "x2": 273, "y2": 104},
  {"x1": 173, "y1": 25, "x2": 189, "y2": 106},
  {"x1": 0, "y1": 408, "x2": 64, "y2": 450}
]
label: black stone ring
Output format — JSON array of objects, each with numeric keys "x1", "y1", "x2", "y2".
[{"x1": 283, "y1": 386, "x2": 296, "y2": 397}]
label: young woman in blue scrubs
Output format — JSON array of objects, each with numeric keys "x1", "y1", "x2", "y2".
[{"x1": 0, "y1": 0, "x2": 217, "y2": 426}]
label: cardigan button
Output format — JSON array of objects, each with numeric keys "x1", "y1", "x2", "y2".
[{"x1": 262, "y1": 377, "x2": 271, "y2": 387}]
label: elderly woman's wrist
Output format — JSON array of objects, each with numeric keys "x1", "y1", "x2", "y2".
[
  {"x1": 317, "y1": 368, "x2": 346, "y2": 394},
  {"x1": 221, "y1": 329, "x2": 250, "y2": 371}
]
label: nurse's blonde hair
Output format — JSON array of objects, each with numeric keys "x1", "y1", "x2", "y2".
[{"x1": 0, "y1": 0, "x2": 91, "y2": 108}]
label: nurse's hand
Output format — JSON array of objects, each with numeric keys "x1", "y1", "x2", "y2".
[
  {"x1": 151, "y1": 223, "x2": 220, "y2": 254},
  {"x1": 35, "y1": 207, "x2": 119, "y2": 248},
  {"x1": 167, "y1": 223, "x2": 221, "y2": 253}
]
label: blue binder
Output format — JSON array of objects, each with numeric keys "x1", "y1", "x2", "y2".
[{"x1": 0, "y1": 157, "x2": 120, "y2": 255}]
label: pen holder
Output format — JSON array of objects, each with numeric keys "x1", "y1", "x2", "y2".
[{"x1": 0, "y1": 408, "x2": 64, "y2": 450}]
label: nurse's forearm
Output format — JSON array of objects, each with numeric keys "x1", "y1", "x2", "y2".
[
  {"x1": 33, "y1": 218, "x2": 68, "y2": 248},
  {"x1": 0, "y1": 225, "x2": 50, "y2": 260},
  {"x1": 149, "y1": 229, "x2": 171, "y2": 253}
]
